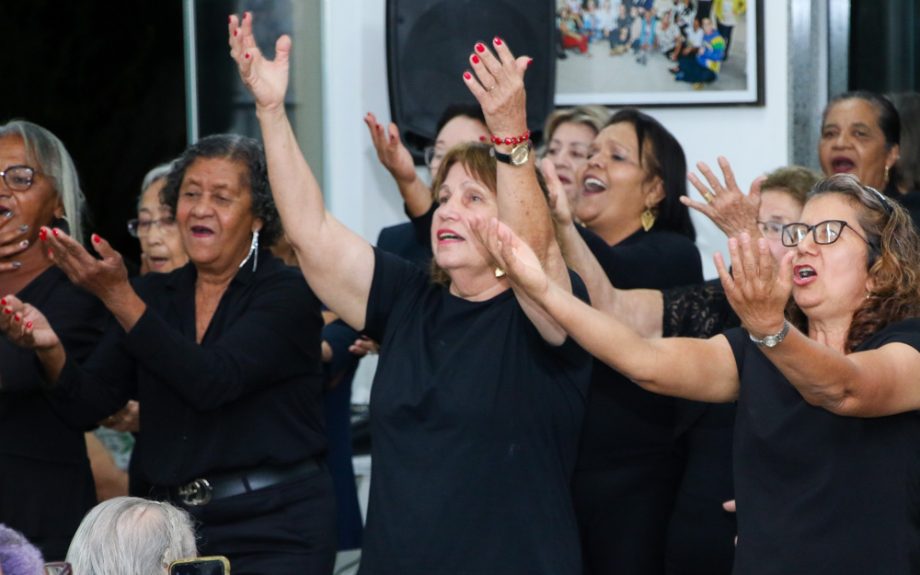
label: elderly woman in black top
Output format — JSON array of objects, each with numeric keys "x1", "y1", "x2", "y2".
[
  {"x1": 4, "y1": 135, "x2": 335, "y2": 573},
  {"x1": 229, "y1": 12, "x2": 590, "y2": 575},
  {"x1": 0, "y1": 120, "x2": 106, "y2": 560},
  {"x1": 477, "y1": 173, "x2": 920, "y2": 575}
]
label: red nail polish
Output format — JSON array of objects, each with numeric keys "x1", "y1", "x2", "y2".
[
  {"x1": 92, "y1": 234, "x2": 101, "y2": 244},
  {"x1": 233, "y1": 29, "x2": 238, "y2": 37},
  {"x1": 244, "y1": 53, "x2": 251, "y2": 59},
  {"x1": 3, "y1": 308, "x2": 10, "y2": 315},
  {"x1": 527, "y1": 58, "x2": 533, "y2": 68},
  {"x1": 14, "y1": 315, "x2": 20, "y2": 323},
  {"x1": 0, "y1": 299, "x2": 6, "y2": 306},
  {"x1": 26, "y1": 321, "x2": 32, "y2": 329},
  {"x1": 463, "y1": 72, "x2": 472, "y2": 80},
  {"x1": 475, "y1": 43, "x2": 486, "y2": 53},
  {"x1": 479, "y1": 136, "x2": 487, "y2": 142},
  {"x1": 471, "y1": 54, "x2": 480, "y2": 64},
  {"x1": 52, "y1": 228, "x2": 59, "y2": 238},
  {"x1": 494, "y1": 37, "x2": 503, "y2": 46},
  {"x1": 39, "y1": 228, "x2": 47, "y2": 241}
]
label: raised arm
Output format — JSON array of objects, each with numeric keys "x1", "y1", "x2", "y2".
[
  {"x1": 230, "y1": 12, "x2": 373, "y2": 329},
  {"x1": 474, "y1": 217, "x2": 740, "y2": 401},
  {"x1": 717, "y1": 232, "x2": 920, "y2": 417},
  {"x1": 461, "y1": 40, "x2": 561, "y2": 281},
  {"x1": 545, "y1": 164, "x2": 664, "y2": 337},
  {"x1": 683, "y1": 156, "x2": 763, "y2": 239},
  {"x1": 363, "y1": 113, "x2": 434, "y2": 218}
]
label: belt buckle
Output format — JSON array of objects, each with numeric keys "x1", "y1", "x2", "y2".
[{"x1": 177, "y1": 478, "x2": 212, "y2": 506}]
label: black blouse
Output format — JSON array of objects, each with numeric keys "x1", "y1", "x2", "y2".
[
  {"x1": 51, "y1": 252, "x2": 327, "y2": 487},
  {"x1": 726, "y1": 319, "x2": 920, "y2": 575}
]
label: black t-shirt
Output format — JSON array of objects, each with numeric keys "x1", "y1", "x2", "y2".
[
  {"x1": 727, "y1": 319, "x2": 920, "y2": 575},
  {"x1": 359, "y1": 249, "x2": 592, "y2": 575},
  {"x1": 576, "y1": 227, "x2": 703, "y2": 468},
  {"x1": 52, "y1": 252, "x2": 327, "y2": 486}
]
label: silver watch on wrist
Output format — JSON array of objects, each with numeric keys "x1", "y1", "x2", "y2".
[{"x1": 749, "y1": 320, "x2": 790, "y2": 348}]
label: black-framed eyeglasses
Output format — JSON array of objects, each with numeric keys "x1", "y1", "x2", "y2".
[
  {"x1": 423, "y1": 146, "x2": 445, "y2": 169},
  {"x1": 127, "y1": 216, "x2": 177, "y2": 238},
  {"x1": 0, "y1": 165, "x2": 36, "y2": 191},
  {"x1": 781, "y1": 220, "x2": 872, "y2": 248},
  {"x1": 756, "y1": 220, "x2": 785, "y2": 238}
]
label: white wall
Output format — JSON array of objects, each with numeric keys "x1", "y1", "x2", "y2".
[{"x1": 322, "y1": 0, "x2": 790, "y2": 397}]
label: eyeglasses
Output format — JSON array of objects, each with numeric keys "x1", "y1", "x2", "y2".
[
  {"x1": 423, "y1": 146, "x2": 445, "y2": 169},
  {"x1": 781, "y1": 220, "x2": 872, "y2": 248},
  {"x1": 756, "y1": 220, "x2": 785, "y2": 238},
  {"x1": 127, "y1": 216, "x2": 177, "y2": 238},
  {"x1": 0, "y1": 165, "x2": 36, "y2": 191}
]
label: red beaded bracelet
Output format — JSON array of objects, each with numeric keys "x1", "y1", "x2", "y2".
[{"x1": 490, "y1": 130, "x2": 531, "y2": 146}]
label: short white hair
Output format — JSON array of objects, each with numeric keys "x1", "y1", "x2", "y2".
[{"x1": 66, "y1": 497, "x2": 197, "y2": 575}]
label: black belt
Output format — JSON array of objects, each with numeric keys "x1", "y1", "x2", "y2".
[{"x1": 153, "y1": 458, "x2": 322, "y2": 507}]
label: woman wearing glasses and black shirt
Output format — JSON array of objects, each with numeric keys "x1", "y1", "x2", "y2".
[
  {"x1": 483, "y1": 173, "x2": 920, "y2": 574},
  {"x1": 0, "y1": 120, "x2": 107, "y2": 560}
]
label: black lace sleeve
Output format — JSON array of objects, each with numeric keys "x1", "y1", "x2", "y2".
[{"x1": 661, "y1": 279, "x2": 740, "y2": 338}]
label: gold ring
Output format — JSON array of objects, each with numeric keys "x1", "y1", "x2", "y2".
[{"x1": 703, "y1": 191, "x2": 715, "y2": 204}]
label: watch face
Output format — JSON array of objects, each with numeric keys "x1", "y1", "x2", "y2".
[{"x1": 510, "y1": 143, "x2": 530, "y2": 165}]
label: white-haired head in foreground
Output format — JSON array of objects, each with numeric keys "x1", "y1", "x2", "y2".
[{"x1": 66, "y1": 497, "x2": 197, "y2": 575}]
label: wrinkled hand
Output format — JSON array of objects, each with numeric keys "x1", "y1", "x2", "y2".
[
  {"x1": 683, "y1": 157, "x2": 763, "y2": 238},
  {"x1": 542, "y1": 158, "x2": 575, "y2": 227},
  {"x1": 0, "y1": 294, "x2": 60, "y2": 350},
  {"x1": 364, "y1": 113, "x2": 418, "y2": 185},
  {"x1": 0, "y1": 211, "x2": 32, "y2": 271},
  {"x1": 461, "y1": 37, "x2": 531, "y2": 136},
  {"x1": 101, "y1": 400, "x2": 140, "y2": 433},
  {"x1": 228, "y1": 11, "x2": 291, "y2": 113},
  {"x1": 349, "y1": 336, "x2": 380, "y2": 357},
  {"x1": 470, "y1": 216, "x2": 550, "y2": 301},
  {"x1": 715, "y1": 232, "x2": 793, "y2": 338},
  {"x1": 43, "y1": 228, "x2": 130, "y2": 304}
]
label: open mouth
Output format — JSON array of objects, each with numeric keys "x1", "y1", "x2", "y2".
[
  {"x1": 436, "y1": 229, "x2": 464, "y2": 242},
  {"x1": 0, "y1": 205, "x2": 12, "y2": 218},
  {"x1": 190, "y1": 225, "x2": 214, "y2": 237},
  {"x1": 830, "y1": 157, "x2": 856, "y2": 173},
  {"x1": 583, "y1": 177, "x2": 607, "y2": 194},
  {"x1": 793, "y1": 264, "x2": 817, "y2": 285}
]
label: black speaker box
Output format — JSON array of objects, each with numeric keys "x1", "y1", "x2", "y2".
[{"x1": 386, "y1": 0, "x2": 557, "y2": 163}]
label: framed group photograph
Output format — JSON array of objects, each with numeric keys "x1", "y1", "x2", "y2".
[{"x1": 554, "y1": 0, "x2": 763, "y2": 106}]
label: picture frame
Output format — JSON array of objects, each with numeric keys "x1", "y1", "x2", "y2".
[{"x1": 554, "y1": 0, "x2": 764, "y2": 107}]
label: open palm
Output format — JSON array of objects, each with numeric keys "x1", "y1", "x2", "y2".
[{"x1": 229, "y1": 12, "x2": 291, "y2": 112}]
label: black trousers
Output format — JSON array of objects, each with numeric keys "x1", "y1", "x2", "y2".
[
  {"x1": 181, "y1": 469, "x2": 338, "y2": 575},
  {"x1": 575, "y1": 454, "x2": 683, "y2": 575}
]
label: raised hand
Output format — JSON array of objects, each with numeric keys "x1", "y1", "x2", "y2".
[
  {"x1": 542, "y1": 158, "x2": 576, "y2": 227},
  {"x1": 0, "y1": 216, "x2": 32, "y2": 271},
  {"x1": 0, "y1": 294, "x2": 60, "y2": 350},
  {"x1": 43, "y1": 228, "x2": 129, "y2": 304},
  {"x1": 364, "y1": 113, "x2": 418, "y2": 185},
  {"x1": 461, "y1": 37, "x2": 531, "y2": 136},
  {"x1": 683, "y1": 157, "x2": 763, "y2": 239},
  {"x1": 470, "y1": 216, "x2": 550, "y2": 301},
  {"x1": 715, "y1": 232, "x2": 794, "y2": 338},
  {"x1": 228, "y1": 11, "x2": 291, "y2": 112}
]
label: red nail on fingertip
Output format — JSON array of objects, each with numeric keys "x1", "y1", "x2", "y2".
[
  {"x1": 471, "y1": 54, "x2": 480, "y2": 64},
  {"x1": 52, "y1": 228, "x2": 59, "y2": 238},
  {"x1": 527, "y1": 58, "x2": 533, "y2": 67},
  {"x1": 92, "y1": 234, "x2": 101, "y2": 244},
  {"x1": 494, "y1": 37, "x2": 503, "y2": 46},
  {"x1": 244, "y1": 53, "x2": 251, "y2": 59},
  {"x1": 475, "y1": 43, "x2": 485, "y2": 53},
  {"x1": 26, "y1": 321, "x2": 32, "y2": 329},
  {"x1": 233, "y1": 30, "x2": 238, "y2": 37},
  {"x1": 14, "y1": 315, "x2": 20, "y2": 323},
  {"x1": 463, "y1": 72, "x2": 472, "y2": 80}
]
